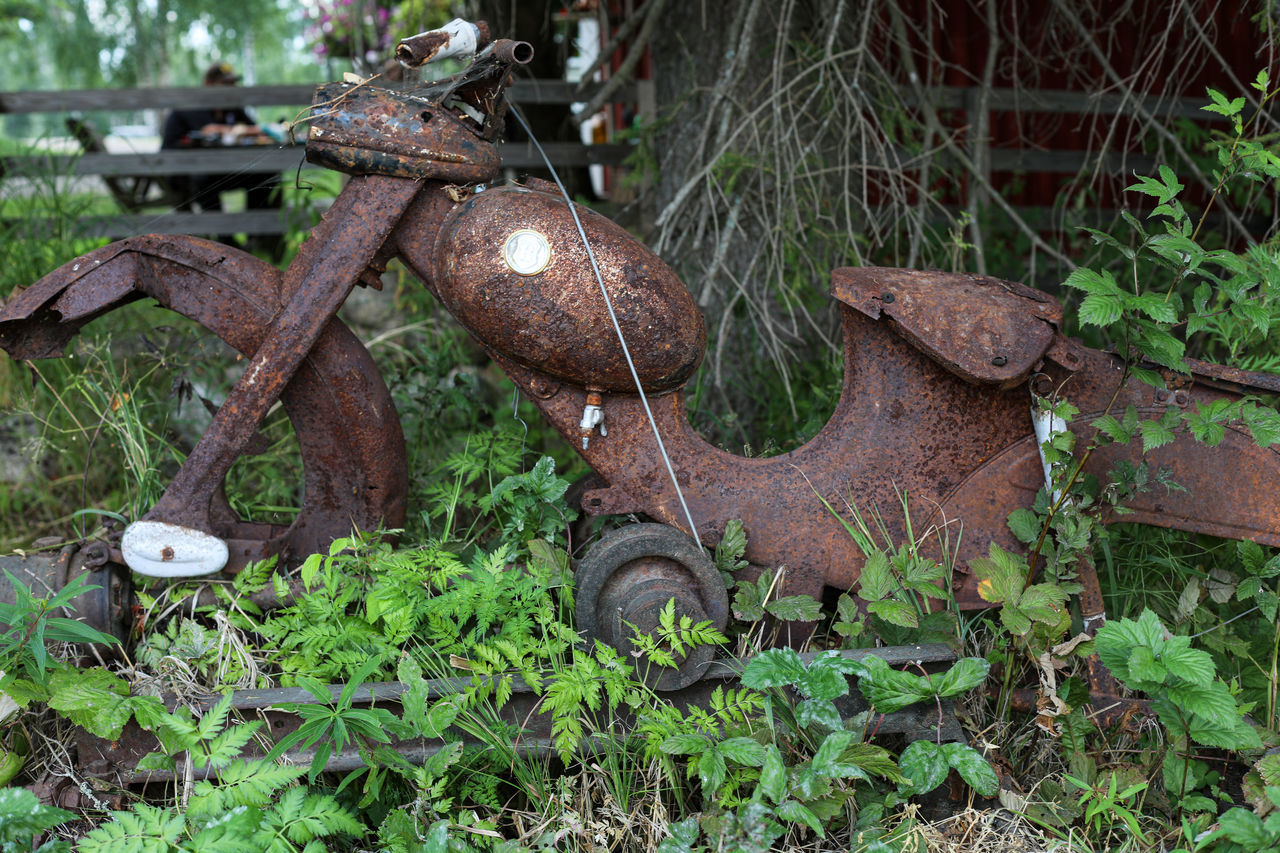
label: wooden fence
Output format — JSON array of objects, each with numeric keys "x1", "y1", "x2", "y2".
[
  {"x1": 0, "y1": 78, "x2": 1225, "y2": 239},
  {"x1": 0, "y1": 80, "x2": 644, "y2": 238}
]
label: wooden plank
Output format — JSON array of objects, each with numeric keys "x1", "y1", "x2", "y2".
[
  {"x1": 0, "y1": 80, "x2": 633, "y2": 114},
  {"x1": 2, "y1": 141, "x2": 632, "y2": 179},
  {"x1": 73, "y1": 210, "x2": 293, "y2": 238}
]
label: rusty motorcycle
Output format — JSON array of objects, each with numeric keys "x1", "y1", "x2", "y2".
[{"x1": 3, "y1": 20, "x2": 1280, "y2": 704}]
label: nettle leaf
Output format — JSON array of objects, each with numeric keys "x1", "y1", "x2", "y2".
[
  {"x1": 660, "y1": 733, "x2": 711, "y2": 756},
  {"x1": 1018, "y1": 583, "x2": 1068, "y2": 625},
  {"x1": 930, "y1": 657, "x2": 991, "y2": 698},
  {"x1": 1244, "y1": 403, "x2": 1280, "y2": 447},
  {"x1": 759, "y1": 746, "x2": 788, "y2": 804},
  {"x1": 1064, "y1": 266, "x2": 1119, "y2": 295},
  {"x1": 1078, "y1": 290, "x2": 1125, "y2": 326},
  {"x1": 858, "y1": 550, "x2": 893, "y2": 602},
  {"x1": 775, "y1": 800, "x2": 825, "y2": 837},
  {"x1": 1127, "y1": 645, "x2": 1167, "y2": 684},
  {"x1": 742, "y1": 648, "x2": 808, "y2": 690},
  {"x1": 714, "y1": 519, "x2": 749, "y2": 576},
  {"x1": 719, "y1": 737, "x2": 767, "y2": 767},
  {"x1": 1139, "y1": 415, "x2": 1177, "y2": 452},
  {"x1": 1257, "y1": 588, "x2": 1280, "y2": 623},
  {"x1": 799, "y1": 654, "x2": 859, "y2": 701},
  {"x1": 941, "y1": 742, "x2": 999, "y2": 796},
  {"x1": 972, "y1": 543, "x2": 1025, "y2": 605},
  {"x1": 697, "y1": 748, "x2": 727, "y2": 796},
  {"x1": 731, "y1": 580, "x2": 764, "y2": 622},
  {"x1": 1159, "y1": 642, "x2": 1215, "y2": 686},
  {"x1": 852, "y1": 655, "x2": 929, "y2": 713},
  {"x1": 1239, "y1": 539, "x2": 1267, "y2": 575},
  {"x1": 1128, "y1": 291, "x2": 1180, "y2": 323},
  {"x1": 867, "y1": 599, "x2": 918, "y2": 629},
  {"x1": 1165, "y1": 680, "x2": 1239, "y2": 724},
  {"x1": 898, "y1": 740, "x2": 948, "y2": 795},
  {"x1": 1006, "y1": 508, "x2": 1042, "y2": 545},
  {"x1": 796, "y1": 698, "x2": 843, "y2": 731},
  {"x1": 1183, "y1": 709, "x2": 1264, "y2": 750},
  {"x1": 766, "y1": 594, "x2": 823, "y2": 622},
  {"x1": 841, "y1": 743, "x2": 907, "y2": 784}
]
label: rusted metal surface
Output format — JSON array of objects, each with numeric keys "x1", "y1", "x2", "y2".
[
  {"x1": 308, "y1": 35, "x2": 530, "y2": 181},
  {"x1": 413, "y1": 185, "x2": 705, "y2": 394},
  {"x1": 307, "y1": 83, "x2": 501, "y2": 182},
  {"x1": 77, "y1": 643, "x2": 961, "y2": 785},
  {"x1": 0, "y1": 234, "x2": 408, "y2": 572},
  {"x1": 574, "y1": 524, "x2": 729, "y2": 691},
  {"x1": 838, "y1": 267, "x2": 1061, "y2": 388},
  {"x1": 471, "y1": 267, "x2": 1280, "y2": 618},
  {"x1": 0, "y1": 544, "x2": 130, "y2": 642},
  {"x1": 6, "y1": 20, "x2": 1280, "y2": 726}
]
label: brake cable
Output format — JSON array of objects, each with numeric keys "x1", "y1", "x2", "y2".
[{"x1": 508, "y1": 104, "x2": 703, "y2": 549}]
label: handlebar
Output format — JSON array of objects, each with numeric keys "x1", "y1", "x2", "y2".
[{"x1": 395, "y1": 18, "x2": 531, "y2": 69}]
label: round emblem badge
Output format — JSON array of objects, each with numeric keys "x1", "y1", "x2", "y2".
[{"x1": 503, "y1": 229, "x2": 552, "y2": 276}]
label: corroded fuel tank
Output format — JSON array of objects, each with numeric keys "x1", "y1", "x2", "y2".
[{"x1": 430, "y1": 186, "x2": 705, "y2": 394}]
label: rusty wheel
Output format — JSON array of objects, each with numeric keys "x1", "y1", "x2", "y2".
[
  {"x1": 0, "y1": 236, "x2": 408, "y2": 573},
  {"x1": 574, "y1": 523, "x2": 729, "y2": 691}
]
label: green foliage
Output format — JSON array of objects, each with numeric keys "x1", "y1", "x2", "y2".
[
  {"x1": 897, "y1": 740, "x2": 998, "y2": 798},
  {"x1": 1062, "y1": 771, "x2": 1150, "y2": 849},
  {"x1": 1095, "y1": 609, "x2": 1262, "y2": 750},
  {"x1": 0, "y1": 570, "x2": 118, "y2": 692},
  {"x1": 0, "y1": 787, "x2": 72, "y2": 852},
  {"x1": 264, "y1": 657, "x2": 397, "y2": 782},
  {"x1": 630, "y1": 599, "x2": 729, "y2": 675},
  {"x1": 970, "y1": 543, "x2": 1069, "y2": 638},
  {"x1": 479, "y1": 455, "x2": 577, "y2": 545}
]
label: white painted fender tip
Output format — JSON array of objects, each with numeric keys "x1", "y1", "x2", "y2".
[{"x1": 121, "y1": 521, "x2": 229, "y2": 578}]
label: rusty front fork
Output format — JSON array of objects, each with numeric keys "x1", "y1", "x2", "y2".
[{"x1": 143, "y1": 175, "x2": 422, "y2": 541}]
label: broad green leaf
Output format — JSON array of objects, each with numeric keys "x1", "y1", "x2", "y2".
[
  {"x1": 898, "y1": 740, "x2": 948, "y2": 795},
  {"x1": 758, "y1": 746, "x2": 787, "y2": 804},
  {"x1": 775, "y1": 800, "x2": 825, "y2": 836},
  {"x1": 1126, "y1": 645, "x2": 1166, "y2": 685},
  {"x1": 796, "y1": 698, "x2": 843, "y2": 731},
  {"x1": 797, "y1": 661, "x2": 851, "y2": 703},
  {"x1": 1164, "y1": 680, "x2": 1238, "y2": 724},
  {"x1": 852, "y1": 655, "x2": 930, "y2": 713},
  {"x1": 867, "y1": 599, "x2": 918, "y2": 629},
  {"x1": 1006, "y1": 508, "x2": 1042, "y2": 545},
  {"x1": 1139, "y1": 416, "x2": 1176, "y2": 452},
  {"x1": 931, "y1": 657, "x2": 991, "y2": 698},
  {"x1": 742, "y1": 648, "x2": 807, "y2": 690},
  {"x1": 766, "y1": 594, "x2": 823, "y2": 622},
  {"x1": 697, "y1": 747, "x2": 726, "y2": 796},
  {"x1": 941, "y1": 742, "x2": 999, "y2": 796},
  {"x1": 1159, "y1": 643, "x2": 1215, "y2": 686},
  {"x1": 660, "y1": 733, "x2": 710, "y2": 755},
  {"x1": 858, "y1": 550, "x2": 893, "y2": 602},
  {"x1": 1018, "y1": 583, "x2": 1068, "y2": 625},
  {"x1": 1078, "y1": 290, "x2": 1125, "y2": 326},
  {"x1": 718, "y1": 737, "x2": 767, "y2": 767}
]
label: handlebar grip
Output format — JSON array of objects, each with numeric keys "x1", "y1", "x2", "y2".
[{"x1": 396, "y1": 18, "x2": 491, "y2": 67}]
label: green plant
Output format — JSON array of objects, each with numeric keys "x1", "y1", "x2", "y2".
[
  {"x1": 1062, "y1": 770, "x2": 1150, "y2": 849},
  {"x1": 264, "y1": 657, "x2": 398, "y2": 783},
  {"x1": 0, "y1": 571, "x2": 118, "y2": 694},
  {"x1": 0, "y1": 787, "x2": 72, "y2": 852},
  {"x1": 1095, "y1": 608, "x2": 1262, "y2": 750}
]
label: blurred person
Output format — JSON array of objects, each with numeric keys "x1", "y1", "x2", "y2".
[{"x1": 160, "y1": 62, "x2": 278, "y2": 216}]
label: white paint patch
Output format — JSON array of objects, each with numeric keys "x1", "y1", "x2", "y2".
[{"x1": 121, "y1": 520, "x2": 229, "y2": 577}]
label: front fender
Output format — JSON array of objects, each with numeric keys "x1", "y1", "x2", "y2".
[{"x1": 0, "y1": 235, "x2": 275, "y2": 359}]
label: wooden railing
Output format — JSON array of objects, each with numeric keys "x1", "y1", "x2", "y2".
[{"x1": 0, "y1": 79, "x2": 644, "y2": 238}]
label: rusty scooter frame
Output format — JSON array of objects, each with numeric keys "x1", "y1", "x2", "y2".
[{"x1": 3, "y1": 21, "x2": 1280, "y2": 708}]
